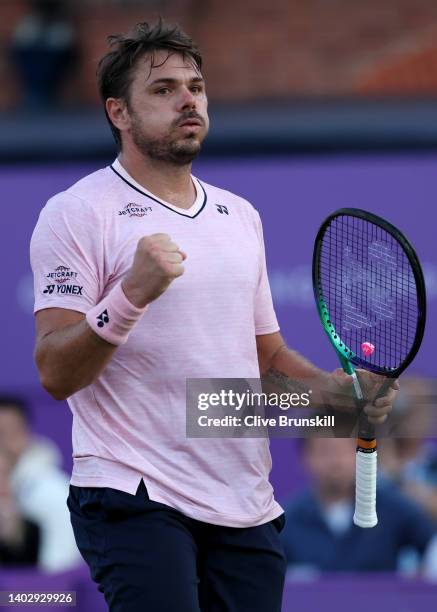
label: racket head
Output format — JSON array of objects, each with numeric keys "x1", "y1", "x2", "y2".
[{"x1": 312, "y1": 208, "x2": 426, "y2": 378}]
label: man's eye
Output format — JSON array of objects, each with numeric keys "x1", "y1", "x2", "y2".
[
  {"x1": 191, "y1": 86, "x2": 202, "y2": 93},
  {"x1": 156, "y1": 88, "x2": 171, "y2": 95}
]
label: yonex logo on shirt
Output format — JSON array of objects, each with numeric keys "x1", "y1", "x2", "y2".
[
  {"x1": 215, "y1": 205, "x2": 229, "y2": 215},
  {"x1": 97, "y1": 309, "x2": 109, "y2": 328},
  {"x1": 43, "y1": 284, "x2": 83, "y2": 296}
]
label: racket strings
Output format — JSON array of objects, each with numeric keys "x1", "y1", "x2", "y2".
[{"x1": 319, "y1": 215, "x2": 419, "y2": 372}]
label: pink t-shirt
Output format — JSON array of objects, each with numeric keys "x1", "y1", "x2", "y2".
[{"x1": 30, "y1": 159, "x2": 283, "y2": 527}]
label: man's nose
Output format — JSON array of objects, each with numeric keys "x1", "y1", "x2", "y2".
[{"x1": 178, "y1": 87, "x2": 196, "y2": 110}]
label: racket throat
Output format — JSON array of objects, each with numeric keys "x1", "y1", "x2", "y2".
[
  {"x1": 345, "y1": 366, "x2": 376, "y2": 439},
  {"x1": 350, "y1": 370, "x2": 364, "y2": 401}
]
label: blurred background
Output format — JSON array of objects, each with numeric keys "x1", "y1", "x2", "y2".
[{"x1": 1, "y1": 1, "x2": 437, "y2": 610}]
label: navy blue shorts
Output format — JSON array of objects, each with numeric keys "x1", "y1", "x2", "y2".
[{"x1": 68, "y1": 480, "x2": 286, "y2": 611}]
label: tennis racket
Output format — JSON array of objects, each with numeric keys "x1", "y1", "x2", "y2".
[{"x1": 312, "y1": 208, "x2": 426, "y2": 527}]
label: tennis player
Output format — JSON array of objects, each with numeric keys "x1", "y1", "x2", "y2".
[{"x1": 30, "y1": 20, "x2": 398, "y2": 611}]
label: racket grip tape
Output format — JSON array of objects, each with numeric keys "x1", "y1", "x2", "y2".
[{"x1": 353, "y1": 439, "x2": 378, "y2": 528}]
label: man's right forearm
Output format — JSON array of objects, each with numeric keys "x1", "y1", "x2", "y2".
[
  {"x1": 35, "y1": 319, "x2": 118, "y2": 401},
  {"x1": 34, "y1": 233, "x2": 186, "y2": 400}
]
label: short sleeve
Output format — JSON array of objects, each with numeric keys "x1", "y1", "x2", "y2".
[
  {"x1": 253, "y1": 211, "x2": 280, "y2": 335},
  {"x1": 30, "y1": 192, "x2": 103, "y2": 314}
]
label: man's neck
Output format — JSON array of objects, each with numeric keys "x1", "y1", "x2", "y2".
[
  {"x1": 317, "y1": 485, "x2": 354, "y2": 506},
  {"x1": 118, "y1": 150, "x2": 196, "y2": 210}
]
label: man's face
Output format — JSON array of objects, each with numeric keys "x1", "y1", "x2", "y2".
[
  {"x1": 120, "y1": 50, "x2": 209, "y2": 165},
  {"x1": 0, "y1": 450, "x2": 14, "y2": 497},
  {"x1": 304, "y1": 438, "x2": 356, "y2": 497},
  {"x1": 0, "y1": 408, "x2": 29, "y2": 464}
]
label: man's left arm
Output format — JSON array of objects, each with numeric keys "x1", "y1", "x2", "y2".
[{"x1": 256, "y1": 331, "x2": 399, "y2": 425}]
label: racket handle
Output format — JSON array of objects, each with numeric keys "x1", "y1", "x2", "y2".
[
  {"x1": 375, "y1": 376, "x2": 396, "y2": 401},
  {"x1": 353, "y1": 439, "x2": 378, "y2": 528}
]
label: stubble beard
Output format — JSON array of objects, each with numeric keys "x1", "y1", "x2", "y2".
[{"x1": 130, "y1": 113, "x2": 206, "y2": 167}]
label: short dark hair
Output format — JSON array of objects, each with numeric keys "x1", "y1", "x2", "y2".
[
  {"x1": 97, "y1": 18, "x2": 203, "y2": 149},
  {"x1": 0, "y1": 396, "x2": 29, "y2": 422}
]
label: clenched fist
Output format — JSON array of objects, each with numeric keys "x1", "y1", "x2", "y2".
[{"x1": 122, "y1": 234, "x2": 187, "y2": 308}]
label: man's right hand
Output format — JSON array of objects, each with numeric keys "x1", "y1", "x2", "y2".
[{"x1": 122, "y1": 234, "x2": 187, "y2": 308}]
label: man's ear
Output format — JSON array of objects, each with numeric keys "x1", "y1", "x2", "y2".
[{"x1": 106, "y1": 98, "x2": 130, "y2": 132}]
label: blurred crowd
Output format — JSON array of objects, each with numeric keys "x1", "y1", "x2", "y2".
[
  {"x1": 9, "y1": 0, "x2": 77, "y2": 109},
  {"x1": 280, "y1": 379, "x2": 437, "y2": 579},
  {"x1": 0, "y1": 396, "x2": 81, "y2": 572},
  {"x1": 3, "y1": 0, "x2": 437, "y2": 114}
]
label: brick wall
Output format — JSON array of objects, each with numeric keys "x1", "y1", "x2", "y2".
[{"x1": 2, "y1": 0, "x2": 437, "y2": 110}]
